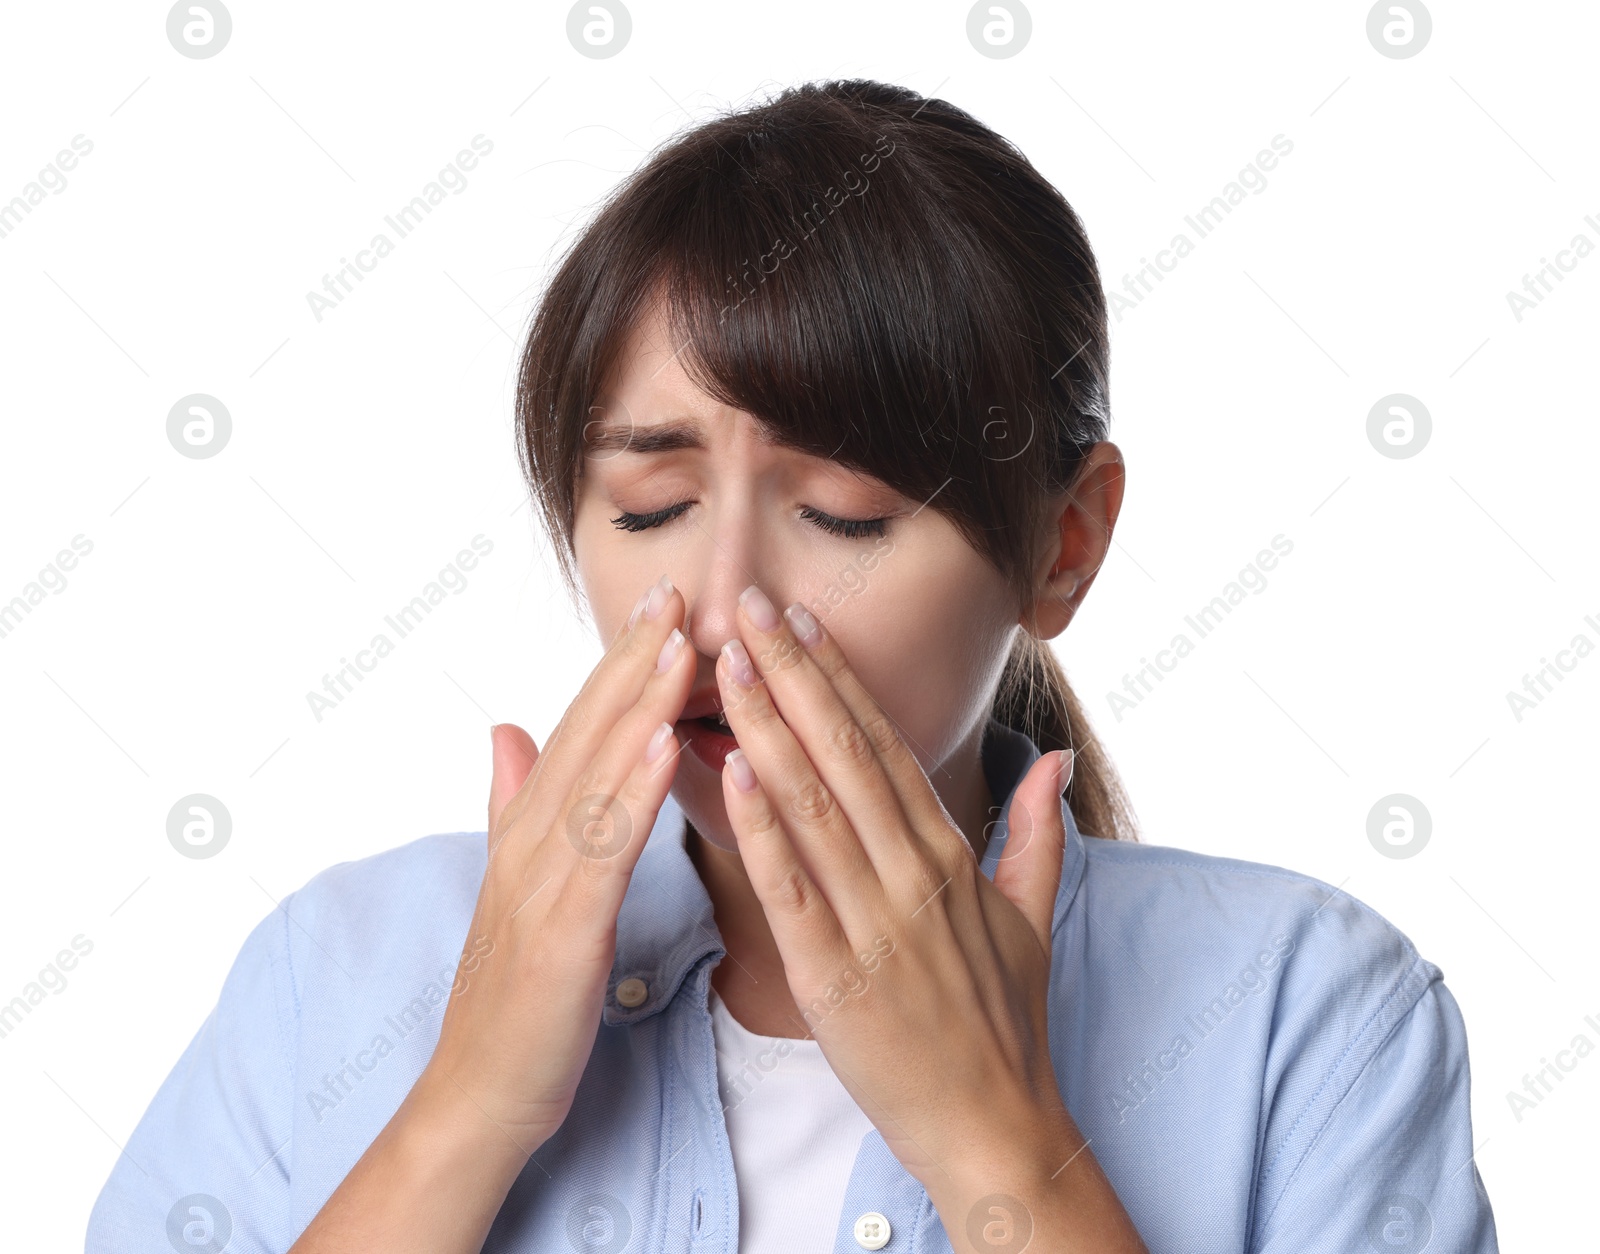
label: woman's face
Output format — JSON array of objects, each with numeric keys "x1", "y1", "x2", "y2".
[{"x1": 571, "y1": 300, "x2": 1023, "y2": 853}]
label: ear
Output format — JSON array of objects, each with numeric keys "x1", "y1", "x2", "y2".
[{"x1": 1020, "y1": 441, "x2": 1126, "y2": 640}]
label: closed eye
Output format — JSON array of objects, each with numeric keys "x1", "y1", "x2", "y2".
[
  {"x1": 609, "y1": 500, "x2": 889, "y2": 539},
  {"x1": 797, "y1": 505, "x2": 889, "y2": 539},
  {"x1": 609, "y1": 501, "x2": 693, "y2": 533}
]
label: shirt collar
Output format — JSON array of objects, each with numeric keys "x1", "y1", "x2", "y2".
[{"x1": 602, "y1": 715, "x2": 1088, "y2": 1026}]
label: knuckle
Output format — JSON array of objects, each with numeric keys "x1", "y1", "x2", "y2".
[
  {"x1": 571, "y1": 842, "x2": 617, "y2": 883},
  {"x1": 812, "y1": 647, "x2": 848, "y2": 684},
  {"x1": 745, "y1": 802, "x2": 787, "y2": 847},
  {"x1": 743, "y1": 694, "x2": 783, "y2": 732},
  {"x1": 902, "y1": 857, "x2": 950, "y2": 910},
  {"x1": 858, "y1": 711, "x2": 901, "y2": 760},
  {"x1": 828, "y1": 718, "x2": 877, "y2": 771},
  {"x1": 789, "y1": 779, "x2": 836, "y2": 826},
  {"x1": 570, "y1": 765, "x2": 609, "y2": 806},
  {"x1": 759, "y1": 635, "x2": 805, "y2": 675},
  {"x1": 611, "y1": 627, "x2": 649, "y2": 665},
  {"x1": 563, "y1": 831, "x2": 624, "y2": 889},
  {"x1": 722, "y1": 680, "x2": 762, "y2": 721},
  {"x1": 771, "y1": 863, "x2": 817, "y2": 917}
]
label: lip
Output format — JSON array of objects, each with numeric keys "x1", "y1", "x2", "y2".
[
  {"x1": 680, "y1": 686, "x2": 726, "y2": 721},
  {"x1": 676, "y1": 683, "x2": 737, "y2": 771},
  {"x1": 677, "y1": 714, "x2": 739, "y2": 772}
]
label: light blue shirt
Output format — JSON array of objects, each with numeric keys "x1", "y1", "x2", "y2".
[{"x1": 88, "y1": 718, "x2": 1498, "y2": 1252}]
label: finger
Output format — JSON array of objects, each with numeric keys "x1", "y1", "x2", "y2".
[
  {"x1": 488, "y1": 723, "x2": 540, "y2": 851},
  {"x1": 535, "y1": 623, "x2": 695, "y2": 916},
  {"x1": 990, "y1": 749, "x2": 1072, "y2": 952},
  {"x1": 499, "y1": 574, "x2": 682, "y2": 849},
  {"x1": 721, "y1": 745, "x2": 849, "y2": 991},
  {"x1": 608, "y1": 592, "x2": 651, "y2": 646},
  {"x1": 730, "y1": 585, "x2": 912, "y2": 867},
  {"x1": 716, "y1": 634, "x2": 882, "y2": 929},
  {"x1": 542, "y1": 711, "x2": 690, "y2": 952},
  {"x1": 776, "y1": 598, "x2": 955, "y2": 845}
]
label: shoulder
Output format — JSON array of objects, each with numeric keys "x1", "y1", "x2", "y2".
[
  {"x1": 84, "y1": 832, "x2": 494, "y2": 1248},
  {"x1": 272, "y1": 830, "x2": 489, "y2": 989},
  {"x1": 1078, "y1": 834, "x2": 1434, "y2": 989},
  {"x1": 287, "y1": 828, "x2": 487, "y2": 919},
  {"x1": 1072, "y1": 835, "x2": 1448, "y2": 1100},
  {"x1": 1062, "y1": 838, "x2": 1492, "y2": 1246}
]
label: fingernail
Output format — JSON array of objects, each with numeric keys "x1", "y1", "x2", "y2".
[
  {"x1": 1056, "y1": 749, "x2": 1074, "y2": 794},
  {"x1": 739, "y1": 583, "x2": 780, "y2": 631},
  {"x1": 726, "y1": 747, "x2": 758, "y2": 793},
  {"x1": 656, "y1": 628, "x2": 685, "y2": 673},
  {"x1": 644, "y1": 720, "x2": 676, "y2": 763},
  {"x1": 626, "y1": 584, "x2": 651, "y2": 631},
  {"x1": 784, "y1": 603, "x2": 821, "y2": 648},
  {"x1": 722, "y1": 638, "x2": 758, "y2": 686},
  {"x1": 644, "y1": 573, "x2": 674, "y2": 620}
]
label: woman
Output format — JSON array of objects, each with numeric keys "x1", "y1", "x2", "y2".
[{"x1": 88, "y1": 79, "x2": 1498, "y2": 1253}]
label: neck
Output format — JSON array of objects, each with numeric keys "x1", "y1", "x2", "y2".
[{"x1": 687, "y1": 718, "x2": 996, "y2": 1038}]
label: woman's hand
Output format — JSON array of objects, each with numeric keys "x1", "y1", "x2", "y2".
[
  {"x1": 713, "y1": 583, "x2": 1145, "y2": 1253},
  {"x1": 289, "y1": 574, "x2": 697, "y2": 1254},
  {"x1": 418, "y1": 572, "x2": 695, "y2": 1156}
]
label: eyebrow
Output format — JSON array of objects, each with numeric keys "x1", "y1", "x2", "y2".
[{"x1": 583, "y1": 417, "x2": 793, "y2": 456}]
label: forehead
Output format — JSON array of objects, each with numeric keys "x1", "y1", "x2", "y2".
[
  {"x1": 582, "y1": 414, "x2": 792, "y2": 457},
  {"x1": 586, "y1": 300, "x2": 809, "y2": 458}
]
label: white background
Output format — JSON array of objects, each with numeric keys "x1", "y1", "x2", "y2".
[{"x1": 1, "y1": 1, "x2": 1594, "y2": 1249}]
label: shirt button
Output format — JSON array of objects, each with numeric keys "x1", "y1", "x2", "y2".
[
  {"x1": 853, "y1": 1211, "x2": 891, "y2": 1250},
  {"x1": 615, "y1": 976, "x2": 649, "y2": 1008}
]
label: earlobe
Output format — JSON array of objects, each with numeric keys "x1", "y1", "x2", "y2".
[
  {"x1": 1019, "y1": 574, "x2": 1079, "y2": 639},
  {"x1": 1019, "y1": 442, "x2": 1124, "y2": 639}
]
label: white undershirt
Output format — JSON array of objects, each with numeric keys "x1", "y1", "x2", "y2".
[{"x1": 709, "y1": 983, "x2": 877, "y2": 1252}]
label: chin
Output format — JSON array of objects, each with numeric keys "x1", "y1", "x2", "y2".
[{"x1": 670, "y1": 775, "x2": 742, "y2": 854}]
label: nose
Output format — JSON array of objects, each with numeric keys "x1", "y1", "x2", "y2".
[
  {"x1": 681, "y1": 562, "x2": 761, "y2": 670},
  {"x1": 676, "y1": 532, "x2": 785, "y2": 677}
]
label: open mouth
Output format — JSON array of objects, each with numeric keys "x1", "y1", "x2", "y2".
[{"x1": 678, "y1": 709, "x2": 740, "y2": 770}]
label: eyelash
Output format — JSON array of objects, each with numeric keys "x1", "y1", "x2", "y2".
[{"x1": 609, "y1": 500, "x2": 889, "y2": 539}]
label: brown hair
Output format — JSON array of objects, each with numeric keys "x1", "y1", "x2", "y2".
[{"x1": 515, "y1": 78, "x2": 1138, "y2": 841}]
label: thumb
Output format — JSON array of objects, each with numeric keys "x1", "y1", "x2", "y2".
[
  {"x1": 989, "y1": 748, "x2": 1072, "y2": 952},
  {"x1": 488, "y1": 722, "x2": 541, "y2": 841}
]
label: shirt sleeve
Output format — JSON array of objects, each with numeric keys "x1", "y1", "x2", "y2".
[
  {"x1": 85, "y1": 900, "x2": 299, "y2": 1254},
  {"x1": 1251, "y1": 969, "x2": 1499, "y2": 1253}
]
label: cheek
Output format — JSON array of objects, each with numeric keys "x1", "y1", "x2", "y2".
[
  {"x1": 824, "y1": 586, "x2": 1006, "y2": 770},
  {"x1": 573, "y1": 507, "x2": 655, "y2": 639}
]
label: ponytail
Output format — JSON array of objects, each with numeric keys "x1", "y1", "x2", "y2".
[{"x1": 992, "y1": 632, "x2": 1138, "y2": 842}]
